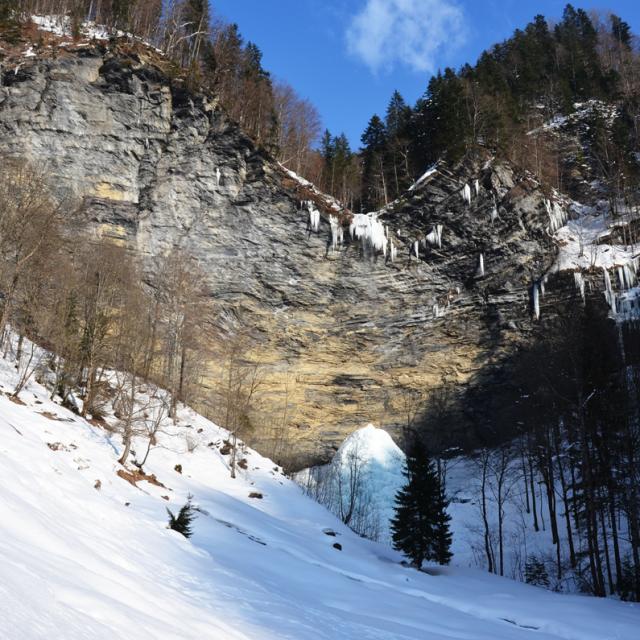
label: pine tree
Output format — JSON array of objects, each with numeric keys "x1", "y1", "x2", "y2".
[
  {"x1": 610, "y1": 14, "x2": 632, "y2": 50},
  {"x1": 360, "y1": 114, "x2": 388, "y2": 210},
  {"x1": 391, "y1": 438, "x2": 452, "y2": 567},
  {"x1": 385, "y1": 91, "x2": 412, "y2": 199},
  {"x1": 433, "y1": 481, "x2": 453, "y2": 565},
  {"x1": 525, "y1": 555, "x2": 550, "y2": 588},
  {"x1": 167, "y1": 495, "x2": 197, "y2": 538}
]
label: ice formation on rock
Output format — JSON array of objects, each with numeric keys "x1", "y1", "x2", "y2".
[
  {"x1": 349, "y1": 213, "x2": 387, "y2": 255},
  {"x1": 545, "y1": 198, "x2": 567, "y2": 233},
  {"x1": 426, "y1": 224, "x2": 443, "y2": 249},
  {"x1": 600, "y1": 261, "x2": 640, "y2": 321},
  {"x1": 462, "y1": 183, "x2": 472, "y2": 205},
  {"x1": 329, "y1": 215, "x2": 344, "y2": 251},
  {"x1": 308, "y1": 202, "x2": 321, "y2": 232},
  {"x1": 532, "y1": 282, "x2": 540, "y2": 320},
  {"x1": 388, "y1": 238, "x2": 397, "y2": 263},
  {"x1": 574, "y1": 271, "x2": 586, "y2": 302},
  {"x1": 603, "y1": 267, "x2": 616, "y2": 314},
  {"x1": 617, "y1": 288, "x2": 640, "y2": 322}
]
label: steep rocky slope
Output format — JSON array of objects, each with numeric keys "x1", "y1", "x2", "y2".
[{"x1": 0, "y1": 35, "x2": 568, "y2": 465}]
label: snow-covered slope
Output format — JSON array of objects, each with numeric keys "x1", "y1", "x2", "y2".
[{"x1": 1, "y1": 360, "x2": 639, "y2": 639}]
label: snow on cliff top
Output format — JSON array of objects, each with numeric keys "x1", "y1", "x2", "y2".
[
  {"x1": 0, "y1": 352, "x2": 639, "y2": 639},
  {"x1": 553, "y1": 204, "x2": 640, "y2": 273},
  {"x1": 27, "y1": 14, "x2": 163, "y2": 54},
  {"x1": 31, "y1": 14, "x2": 119, "y2": 40}
]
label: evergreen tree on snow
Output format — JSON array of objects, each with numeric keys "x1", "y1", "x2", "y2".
[
  {"x1": 433, "y1": 479, "x2": 453, "y2": 565},
  {"x1": 390, "y1": 437, "x2": 452, "y2": 567},
  {"x1": 167, "y1": 495, "x2": 197, "y2": 538}
]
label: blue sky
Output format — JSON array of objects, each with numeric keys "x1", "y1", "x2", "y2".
[{"x1": 212, "y1": 0, "x2": 640, "y2": 149}]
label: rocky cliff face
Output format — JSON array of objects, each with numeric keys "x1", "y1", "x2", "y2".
[{"x1": 0, "y1": 41, "x2": 563, "y2": 466}]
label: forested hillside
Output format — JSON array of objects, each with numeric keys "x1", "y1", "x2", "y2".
[{"x1": 4, "y1": 3, "x2": 639, "y2": 214}]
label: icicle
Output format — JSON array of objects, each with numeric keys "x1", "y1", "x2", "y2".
[
  {"x1": 474, "y1": 179, "x2": 480, "y2": 196},
  {"x1": 618, "y1": 262, "x2": 637, "y2": 291},
  {"x1": 547, "y1": 199, "x2": 567, "y2": 233},
  {"x1": 329, "y1": 215, "x2": 343, "y2": 251},
  {"x1": 618, "y1": 266, "x2": 626, "y2": 290},
  {"x1": 215, "y1": 167, "x2": 221, "y2": 187},
  {"x1": 603, "y1": 267, "x2": 617, "y2": 314},
  {"x1": 618, "y1": 288, "x2": 640, "y2": 322},
  {"x1": 426, "y1": 224, "x2": 443, "y2": 249},
  {"x1": 388, "y1": 238, "x2": 397, "y2": 263},
  {"x1": 490, "y1": 205, "x2": 499, "y2": 223},
  {"x1": 626, "y1": 264, "x2": 636, "y2": 289},
  {"x1": 413, "y1": 240, "x2": 420, "y2": 259},
  {"x1": 532, "y1": 283, "x2": 540, "y2": 320},
  {"x1": 574, "y1": 271, "x2": 586, "y2": 302},
  {"x1": 348, "y1": 212, "x2": 387, "y2": 254},
  {"x1": 477, "y1": 253, "x2": 485, "y2": 278},
  {"x1": 308, "y1": 202, "x2": 320, "y2": 232},
  {"x1": 462, "y1": 183, "x2": 472, "y2": 205}
]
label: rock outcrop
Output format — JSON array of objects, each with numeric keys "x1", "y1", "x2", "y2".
[{"x1": 0, "y1": 41, "x2": 563, "y2": 466}]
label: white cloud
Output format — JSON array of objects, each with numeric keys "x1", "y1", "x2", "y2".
[{"x1": 346, "y1": 0, "x2": 467, "y2": 74}]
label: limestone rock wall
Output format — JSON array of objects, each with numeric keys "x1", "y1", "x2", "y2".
[{"x1": 0, "y1": 46, "x2": 559, "y2": 466}]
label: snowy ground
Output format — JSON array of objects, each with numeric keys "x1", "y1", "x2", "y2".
[{"x1": 2, "y1": 350, "x2": 635, "y2": 640}]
